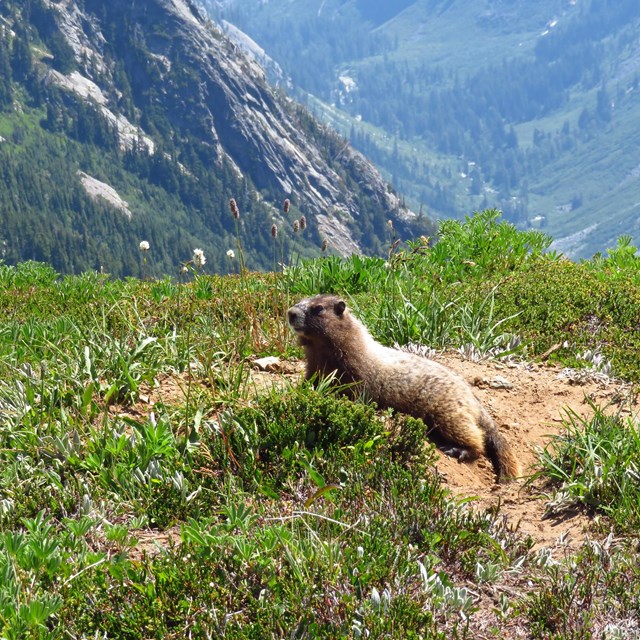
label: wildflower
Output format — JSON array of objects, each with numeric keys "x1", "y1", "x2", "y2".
[
  {"x1": 193, "y1": 248, "x2": 206, "y2": 268},
  {"x1": 293, "y1": 219, "x2": 300, "y2": 233},
  {"x1": 271, "y1": 224, "x2": 278, "y2": 239},
  {"x1": 299, "y1": 215, "x2": 307, "y2": 231},
  {"x1": 139, "y1": 241, "x2": 150, "y2": 281},
  {"x1": 283, "y1": 198, "x2": 290, "y2": 214},
  {"x1": 321, "y1": 238, "x2": 328, "y2": 252},
  {"x1": 180, "y1": 265, "x2": 188, "y2": 274},
  {"x1": 226, "y1": 249, "x2": 235, "y2": 259},
  {"x1": 387, "y1": 219, "x2": 394, "y2": 230},
  {"x1": 229, "y1": 198, "x2": 240, "y2": 220}
]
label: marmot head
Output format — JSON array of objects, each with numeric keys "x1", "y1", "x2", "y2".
[{"x1": 287, "y1": 294, "x2": 347, "y2": 343}]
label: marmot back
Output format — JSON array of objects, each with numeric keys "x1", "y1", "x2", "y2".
[{"x1": 287, "y1": 294, "x2": 520, "y2": 482}]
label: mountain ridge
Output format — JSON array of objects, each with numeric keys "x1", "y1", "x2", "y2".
[{"x1": 0, "y1": 0, "x2": 431, "y2": 276}]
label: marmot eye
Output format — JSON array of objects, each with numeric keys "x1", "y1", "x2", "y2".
[{"x1": 310, "y1": 305, "x2": 325, "y2": 316}]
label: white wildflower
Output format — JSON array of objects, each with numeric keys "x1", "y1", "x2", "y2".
[
  {"x1": 193, "y1": 248, "x2": 206, "y2": 268},
  {"x1": 139, "y1": 240, "x2": 150, "y2": 251},
  {"x1": 226, "y1": 249, "x2": 235, "y2": 259}
]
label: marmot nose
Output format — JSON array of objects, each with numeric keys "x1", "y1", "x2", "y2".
[{"x1": 287, "y1": 309, "x2": 299, "y2": 325}]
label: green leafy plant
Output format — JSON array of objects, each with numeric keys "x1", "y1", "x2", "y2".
[{"x1": 534, "y1": 400, "x2": 640, "y2": 532}]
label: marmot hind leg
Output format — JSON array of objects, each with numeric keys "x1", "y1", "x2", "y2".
[
  {"x1": 433, "y1": 418, "x2": 486, "y2": 463},
  {"x1": 439, "y1": 444, "x2": 481, "y2": 462}
]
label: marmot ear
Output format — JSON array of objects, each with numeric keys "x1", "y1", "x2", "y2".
[{"x1": 334, "y1": 300, "x2": 346, "y2": 316}]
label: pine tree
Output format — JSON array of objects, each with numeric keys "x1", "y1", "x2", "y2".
[
  {"x1": 10, "y1": 29, "x2": 33, "y2": 81},
  {"x1": 0, "y1": 37, "x2": 13, "y2": 110}
]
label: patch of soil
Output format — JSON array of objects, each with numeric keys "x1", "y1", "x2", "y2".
[
  {"x1": 128, "y1": 526, "x2": 182, "y2": 561},
  {"x1": 421, "y1": 353, "x2": 636, "y2": 550}
]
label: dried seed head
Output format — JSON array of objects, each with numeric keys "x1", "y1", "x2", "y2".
[
  {"x1": 293, "y1": 219, "x2": 300, "y2": 233},
  {"x1": 193, "y1": 248, "x2": 206, "y2": 268},
  {"x1": 271, "y1": 223, "x2": 278, "y2": 239},
  {"x1": 299, "y1": 215, "x2": 306, "y2": 231},
  {"x1": 230, "y1": 198, "x2": 240, "y2": 220},
  {"x1": 283, "y1": 198, "x2": 290, "y2": 214},
  {"x1": 321, "y1": 238, "x2": 328, "y2": 252}
]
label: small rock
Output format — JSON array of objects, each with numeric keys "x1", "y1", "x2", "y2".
[
  {"x1": 489, "y1": 375, "x2": 513, "y2": 390},
  {"x1": 253, "y1": 356, "x2": 282, "y2": 372}
]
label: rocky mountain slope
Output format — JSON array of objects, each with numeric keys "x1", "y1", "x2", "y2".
[{"x1": 0, "y1": 0, "x2": 431, "y2": 276}]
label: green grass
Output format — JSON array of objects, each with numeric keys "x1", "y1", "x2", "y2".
[
  {"x1": 535, "y1": 399, "x2": 640, "y2": 533},
  {"x1": 1, "y1": 212, "x2": 640, "y2": 637}
]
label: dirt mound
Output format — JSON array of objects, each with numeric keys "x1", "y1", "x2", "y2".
[{"x1": 418, "y1": 353, "x2": 637, "y2": 549}]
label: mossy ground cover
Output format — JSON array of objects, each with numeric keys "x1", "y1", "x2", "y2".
[{"x1": 0, "y1": 211, "x2": 639, "y2": 638}]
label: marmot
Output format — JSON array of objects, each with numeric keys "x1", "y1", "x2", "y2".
[{"x1": 287, "y1": 293, "x2": 520, "y2": 482}]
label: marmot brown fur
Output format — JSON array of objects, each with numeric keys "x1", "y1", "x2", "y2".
[{"x1": 287, "y1": 293, "x2": 520, "y2": 482}]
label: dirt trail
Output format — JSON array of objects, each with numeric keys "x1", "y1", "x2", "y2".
[{"x1": 254, "y1": 354, "x2": 638, "y2": 551}]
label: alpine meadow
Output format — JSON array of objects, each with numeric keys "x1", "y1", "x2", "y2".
[{"x1": 1, "y1": 0, "x2": 640, "y2": 638}]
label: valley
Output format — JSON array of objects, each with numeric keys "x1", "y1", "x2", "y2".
[{"x1": 212, "y1": 0, "x2": 640, "y2": 257}]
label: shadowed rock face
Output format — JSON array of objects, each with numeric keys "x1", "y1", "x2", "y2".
[{"x1": 45, "y1": 0, "x2": 422, "y2": 256}]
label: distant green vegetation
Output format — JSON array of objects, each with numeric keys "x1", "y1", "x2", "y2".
[
  {"x1": 0, "y1": 212, "x2": 639, "y2": 637},
  {"x1": 1, "y1": 0, "x2": 419, "y2": 278},
  {"x1": 0, "y1": 0, "x2": 290, "y2": 276},
  {"x1": 214, "y1": 0, "x2": 640, "y2": 256}
]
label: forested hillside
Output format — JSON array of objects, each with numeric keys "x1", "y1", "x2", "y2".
[
  {"x1": 212, "y1": 0, "x2": 640, "y2": 257},
  {"x1": 0, "y1": 0, "x2": 428, "y2": 277}
]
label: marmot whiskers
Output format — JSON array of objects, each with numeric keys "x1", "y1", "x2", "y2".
[{"x1": 287, "y1": 294, "x2": 520, "y2": 482}]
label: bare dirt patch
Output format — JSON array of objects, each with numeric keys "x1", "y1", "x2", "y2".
[{"x1": 430, "y1": 353, "x2": 638, "y2": 550}]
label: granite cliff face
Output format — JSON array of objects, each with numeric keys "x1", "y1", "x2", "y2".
[{"x1": 36, "y1": 0, "x2": 425, "y2": 258}]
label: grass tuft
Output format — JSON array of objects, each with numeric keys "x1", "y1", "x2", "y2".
[{"x1": 535, "y1": 399, "x2": 640, "y2": 533}]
